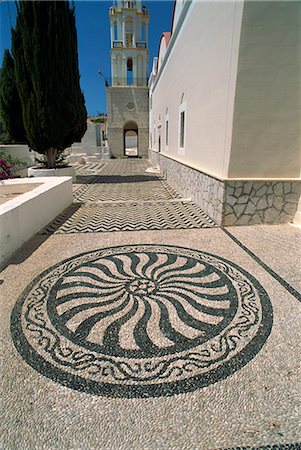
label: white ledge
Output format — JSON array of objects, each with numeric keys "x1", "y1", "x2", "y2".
[{"x1": 0, "y1": 177, "x2": 73, "y2": 267}]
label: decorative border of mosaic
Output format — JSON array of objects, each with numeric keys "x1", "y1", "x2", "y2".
[
  {"x1": 11, "y1": 244, "x2": 273, "y2": 398},
  {"x1": 225, "y1": 443, "x2": 301, "y2": 450}
]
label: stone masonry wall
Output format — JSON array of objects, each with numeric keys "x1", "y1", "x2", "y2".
[
  {"x1": 149, "y1": 150, "x2": 224, "y2": 224},
  {"x1": 107, "y1": 87, "x2": 149, "y2": 158},
  {"x1": 223, "y1": 181, "x2": 301, "y2": 226},
  {"x1": 149, "y1": 150, "x2": 301, "y2": 226}
]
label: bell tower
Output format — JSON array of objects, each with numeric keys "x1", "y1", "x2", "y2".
[
  {"x1": 106, "y1": 1, "x2": 150, "y2": 158},
  {"x1": 110, "y1": 0, "x2": 149, "y2": 87}
]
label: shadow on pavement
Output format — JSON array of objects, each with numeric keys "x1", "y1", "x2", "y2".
[
  {"x1": 0, "y1": 235, "x2": 50, "y2": 272},
  {"x1": 74, "y1": 174, "x2": 161, "y2": 185}
]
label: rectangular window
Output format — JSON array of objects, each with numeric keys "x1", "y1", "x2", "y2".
[
  {"x1": 158, "y1": 125, "x2": 161, "y2": 152},
  {"x1": 180, "y1": 111, "x2": 185, "y2": 148},
  {"x1": 165, "y1": 120, "x2": 169, "y2": 146}
]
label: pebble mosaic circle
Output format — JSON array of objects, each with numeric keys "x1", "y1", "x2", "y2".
[{"x1": 11, "y1": 245, "x2": 273, "y2": 398}]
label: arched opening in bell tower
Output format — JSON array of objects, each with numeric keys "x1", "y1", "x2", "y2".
[
  {"x1": 127, "y1": 58, "x2": 133, "y2": 85},
  {"x1": 124, "y1": 121, "x2": 138, "y2": 157}
]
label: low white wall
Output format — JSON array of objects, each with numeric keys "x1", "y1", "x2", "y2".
[
  {"x1": 0, "y1": 177, "x2": 73, "y2": 267},
  {"x1": 71, "y1": 123, "x2": 100, "y2": 156},
  {"x1": 28, "y1": 166, "x2": 76, "y2": 182}
]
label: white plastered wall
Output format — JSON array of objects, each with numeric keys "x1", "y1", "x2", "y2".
[
  {"x1": 150, "y1": 0, "x2": 244, "y2": 179},
  {"x1": 172, "y1": 1, "x2": 186, "y2": 33},
  {"x1": 157, "y1": 37, "x2": 168, "y2": 73},
  {"x1": 228, "y1": 1, "x2": 301, "y2": 179}
]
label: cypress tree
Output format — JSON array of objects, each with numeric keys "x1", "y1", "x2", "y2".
[
  {"x1": 0, "y1": 49, "x2": 27, "y2": 143},
  {"x1": 12, "y1": 1, "x2": 87, "y2": 168}
]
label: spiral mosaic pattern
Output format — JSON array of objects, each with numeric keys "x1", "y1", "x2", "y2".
[
  {"x1": 49, "y1": 251, "x2": 237, "y2": 357},
  {"x1": 11, "y1": 245, "x2": 273, "y2": 398}
]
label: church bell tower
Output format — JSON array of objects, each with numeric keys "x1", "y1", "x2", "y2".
[{"x1": 106, "y1": 1, "x2": 150, "y2": 158}]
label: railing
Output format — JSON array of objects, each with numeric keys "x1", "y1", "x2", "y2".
[
  {"x1": 113, "y1": 41, "x2": 147, "y2": 49},
  {"x1": 124, "y1": 1, "x2": 134, "y2": 8},
  {"x1": 113, "y1": 41, "x2": 123, "y2": 48},
  {"x1": 136, "y1": 41, "x2": 147, "y2": 49}
]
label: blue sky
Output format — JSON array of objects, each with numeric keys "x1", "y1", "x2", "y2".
[{"x1": 0, "y1": 1, "x2": 174, "y2": 116}]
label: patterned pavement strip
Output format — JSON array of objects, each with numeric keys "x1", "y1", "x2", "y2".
[
  {"x1": 41, "y1": 159, "x2": 216, "y2": 234},
  {"x1": 72, "y1": 161, "x2": 109, "y2": 175},
  {"x1": 41, "y1": 201, "x2": 216, "y2": 234},
  {"x1": 72, "y1": 179, "x2": 181, "y2": 202}
]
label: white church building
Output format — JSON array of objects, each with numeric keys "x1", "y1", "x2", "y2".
[{"x1": 148, "y1": 0, "x2": 301, "y2": 226}]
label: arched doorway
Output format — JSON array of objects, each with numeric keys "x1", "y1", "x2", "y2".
[{"x1": 124, "y1": 121, "x2": 138, "y2": 157}]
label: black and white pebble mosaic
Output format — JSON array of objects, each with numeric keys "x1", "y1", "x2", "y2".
[{"x1": 11, "y1": 244, "x2": 273, "y2": 398}]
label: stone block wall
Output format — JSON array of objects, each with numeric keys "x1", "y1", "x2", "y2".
[
  {"x1": 223, "y1": 181, "x2": 301, "y2": 226},
  {"x1": 107, "y1": 127, "x2": 124, "y2": 158},
  {"x1": 149, "y1": 151, "x2": 224, "y2": 224},
  {"x1": 107, "y1": 87, "x2": 149, "y2": 158},
  {"x1": 149, "y1": 150, "x2": 301, "y2": 226}
]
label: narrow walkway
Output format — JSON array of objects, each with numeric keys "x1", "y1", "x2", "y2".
[
  {"x1": 42, "y1": 159, "x2": 216, "y2": 234},
  {"x1": 1, "y1": 159, "x2": 300, "y2": 450}
]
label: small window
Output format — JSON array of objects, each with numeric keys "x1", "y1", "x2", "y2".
[
  {"x1": 165, "y1": 120, "x2": 169, "y2": 146},
  {"x1": 178, "y1": 100, "x2": 186, "y2": 154},
  {"x1": 180, "y1": 111, "x2": 185, "y2": 148},
  {"x1": 114, "y1": 22, "x2": 118, "y2": 40},
  {"x1": 158, "y1": 125, "x2": 162, "y2": 152}
]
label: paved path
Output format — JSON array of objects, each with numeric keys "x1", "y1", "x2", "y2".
[
  {"x1": 42, "y1": 159, "x2": 215, "y2": 233},
  {"x1": 1, "y1": 159, "x2": 301, "y2": 449}
]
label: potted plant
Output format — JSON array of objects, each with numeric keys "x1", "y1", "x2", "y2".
[{"x1": 27, "y1": 147, "x2": 76, "y2": 181}]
